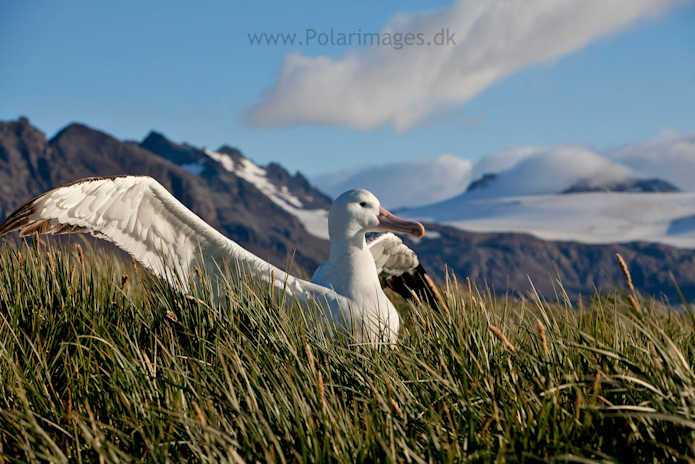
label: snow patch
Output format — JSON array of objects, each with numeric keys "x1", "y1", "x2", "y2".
[
  {"x1": 403, "y1": 192, "x2": 695, "y2": 249},
  {"x1": 203, "y1": 148, "x2": 235, "y2": 172},
  {"x1": 235, "y1": 158, "x2": 304, "y2": 209},
  {"x1": 668, "y1": 215, "x2": 695, "y2": 236},
  {"x1": 181, "y1": 160, "x2": 205, "y2": 176},
  {"x1": 422, "y1": 230, "x2": 441, "y2": 240},
  {"x1": 287, "y1": 209, "x2": 330, "y2": 240},
  {"x1": 233, "y1": 156, "x2": 329, "y2": 240}
]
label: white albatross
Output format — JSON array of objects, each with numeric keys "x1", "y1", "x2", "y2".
[{"x1": 0, "y1": 176, "x2": 433, "y2": 345}]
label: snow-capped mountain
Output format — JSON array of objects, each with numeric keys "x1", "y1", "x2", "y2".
[
  {"x1": 399, "y1": 158, "x2": 691, "y2": 248},
  {"x1": 0, "y1": 118, "x2": 330, "y2": 272},
  {"x1": 465, "y1": 171, "x2": 680, "y2": 196},
  {"x1": 140, "y1": 132, "x2": 330, "y2": 240},
  {"x1": 401, "y1": 191, "x2": 695, "y2": 249},
  {"x1": 315, "y1": 132, "x2": 695, "y2": 211}
]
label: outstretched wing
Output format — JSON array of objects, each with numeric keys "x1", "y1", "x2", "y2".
[
  {"x1": 0, "y1": 176, "x2": 310, "y2": 294},
  {"x1": 366, "y1": 232, "x2": 448, "y2": 312},
  {"x1": 0, "y1": 176, "x2": 229, "y2": 281}
]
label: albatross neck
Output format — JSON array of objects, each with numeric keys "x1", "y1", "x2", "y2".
[
  {"x1": 329, "y1": 231, "x2": 370, "y2": 260},
  {"x1": 326, "y1": 232, "x2": 379, "y2": 283}
]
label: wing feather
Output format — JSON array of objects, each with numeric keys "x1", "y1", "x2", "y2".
[
  {"x1": 366, "y1": 232, "x2": 449, "y2": 313},
  {"x1": 366, "y1": 232, "x2": 419, "y2": 276},
  {"x1": 0, "y1": 176, "x2": 262, "y2": 286}
]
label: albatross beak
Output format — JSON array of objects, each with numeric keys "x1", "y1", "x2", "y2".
[{"x1": 377, "y1": 206, "x2": 425, "y2": 238}]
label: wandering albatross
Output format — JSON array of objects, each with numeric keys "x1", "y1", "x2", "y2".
[{"x1": 0, "y1": 176, "x2": 439, "y2": 345}]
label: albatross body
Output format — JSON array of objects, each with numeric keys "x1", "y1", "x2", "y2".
[
  {"x1": 311, "y1": 189, "x2": 424, "y2": 341},
  {"x1": 0, "y1": 176, "x2": 425, "y2": 345}
]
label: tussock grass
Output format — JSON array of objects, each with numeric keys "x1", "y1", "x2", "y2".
[{"x1": 1, "y1": 239, "x2": 694, "y2": 462}]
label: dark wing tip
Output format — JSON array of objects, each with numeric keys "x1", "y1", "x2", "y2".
[
  {"x1": 0, "y1": 198, "x2": 40, "y2": 236},
  {"x1": 382, "y1": 264, "x2": 450, "y2": 314},
  {"x1": 0, "y1": 176, "x2": 125, "y2": 237}
]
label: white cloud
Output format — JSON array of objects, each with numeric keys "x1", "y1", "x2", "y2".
[
  {"x1": 606, "y1": 129, "x2": 695, "y2": 191},
  {"x1": 313, "y1": 129, "x2": 695, "y2": 210},
  {"x1": 312, "y1": 154, "x2": 472, "y2": 209},
  {"x1": 453, "y1": 129, "x2": 695, "y2": 200},
  {"x1": 468, "y1": 146, "x2": 635, "y2": 198},
  {"x1": 246, "y1": 0, "x2": 676, "y2": 131},
  {"x1": 470, "y1": 146, "x2": 538, "y2": 180}
]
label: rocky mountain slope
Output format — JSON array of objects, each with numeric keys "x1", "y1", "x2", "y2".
[
  {"x1": 561, "y1": 177, "x2": 679, "y2": 194},
  {"x1": 465, "y1": 172, "x2": 680, "y2": 195},
  {"x1": 139, "y1": 132, "x2": 331, "y2": 240},
  {"x1": 0, "y1": 117, "x2": 329, "y2": 272}
]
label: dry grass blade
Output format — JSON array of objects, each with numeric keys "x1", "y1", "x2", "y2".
[
  {"x1": 628, "y1": 295, "x2": 641, "y2": 314},
  {"x1": 489, "y1": 325, "x2": 515, "y2": 352},
  {"x1": 536, "y1": 320, "x2": 548, "y2": 355},
  {"x1": 317, "y1": 370, "x2": 326, "y2": 410},
  {"x1": 616, "y1": 253, "x2": 635, "y2": 293},
  {"x1": 306, "y1": 344, "x2": 316, "y2": 375}
]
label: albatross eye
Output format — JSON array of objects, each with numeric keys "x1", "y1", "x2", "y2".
[{"x1": 359, "y1": 201, "x2": 367, "y2": 207}]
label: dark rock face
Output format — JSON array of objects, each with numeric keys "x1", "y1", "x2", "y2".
[
  {"x1": 410, "y1": 224, "x2": 695, "y2": 302},
  {"x1": 0, "y1": 118, "x2": 56, "y2": 217},
  {"x1": 562, "y1": 178, "x2": 680, "y2": 194},
  {"x1": 466, "y1": 173, "x2": 498, "y2": 192},
  {"x1": 139, "y1": 132, "x2": 332, "y2": 269},
  {"x1": 139, "y1": 131, "x2": 203, "y2": 166},
  {"x1": 263, "y1": 162, "x2": 333, "y2": 210}
]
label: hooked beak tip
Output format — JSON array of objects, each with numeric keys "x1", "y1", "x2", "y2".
[{"x1": 378, "y1": 206, "x2": 426, "y2": 238}]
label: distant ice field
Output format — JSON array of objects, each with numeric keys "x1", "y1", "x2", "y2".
[{"x1": 401, "y1": 192, "x2": 695, "y2": 249}]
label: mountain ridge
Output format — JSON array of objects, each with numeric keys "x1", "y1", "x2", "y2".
[
  {"x1": 464, "y1": 171, "x2": 679, "y2": 196},
  {"x1": 0, "y1": 117, "x2": 329, "y2": 272}
]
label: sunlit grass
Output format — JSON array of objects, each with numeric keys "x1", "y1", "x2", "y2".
[{"x1": 1, "y1": 239, "x2": 694, "y2": 462}]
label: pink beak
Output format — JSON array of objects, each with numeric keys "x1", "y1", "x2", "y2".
[{"x1": 377, "y1": 206, "x2": 425, "y2": 238}]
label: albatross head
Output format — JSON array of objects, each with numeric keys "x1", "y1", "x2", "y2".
[{"x1": 329, "y1": 189, "x2": 425, "y2": 241}]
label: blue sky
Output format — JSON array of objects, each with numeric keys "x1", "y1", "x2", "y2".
[{"x1": 1, "y1": 0, "x2": 694, "y2": 180}]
